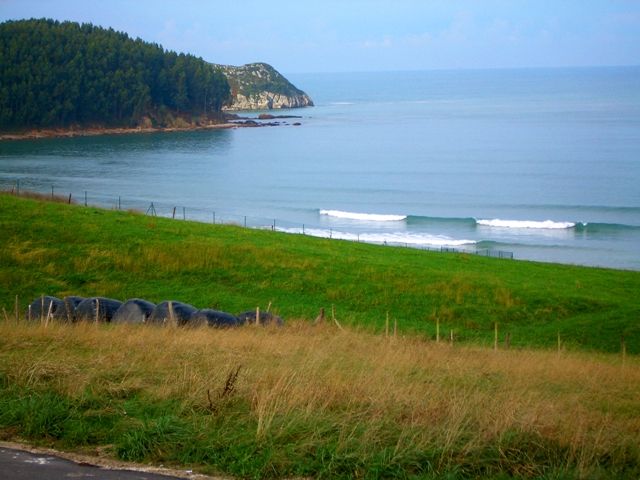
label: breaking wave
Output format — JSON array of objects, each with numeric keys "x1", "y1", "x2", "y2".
[
  {"x1": 278, "y1": 227, "x2": 476, "y2": 247},
  {"x1": 316, "y1": 209, "x2": 639, "y2": 234},
  {"x1": 320, "y1": 209, "x2": 407, "y2": 222},
  {"x1": 476, "y1": 219, "x2": 577, "y2": 229}
]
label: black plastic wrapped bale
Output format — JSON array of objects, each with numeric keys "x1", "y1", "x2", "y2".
[
  {"x1": 236, "y1": 310, "x2": 284, "y2": 326},
  {"x1": 75, "y1": 297, "x2": 123, "y2": 323},
  {"x1": 189, "y1": 309, "x2": 240, "y2": 328},
  {"x1": 62, "y1": 296, "x2": 85, "y2": 322},
  {"x1": 112, "y1": 299, "x2": 157, "y2": 324},
  {"x1": 26, "y1": 296, "x2": 66, "y2": 321},
  {"x1": 148, "y1": 301, "x2": 197, "y2": 326}
]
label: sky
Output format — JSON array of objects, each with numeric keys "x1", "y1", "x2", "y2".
[{"x1": 1, "y1": 0, "x2": 639, "y2": 74}]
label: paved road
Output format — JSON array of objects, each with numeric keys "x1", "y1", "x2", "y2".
[{"x1": 0, "y1": 446, "x2": 190, "y2": 479}]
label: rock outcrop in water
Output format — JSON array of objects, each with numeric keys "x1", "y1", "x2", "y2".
[{"x1": 215, "y1": 63, "x2": 314, "y2": 111}]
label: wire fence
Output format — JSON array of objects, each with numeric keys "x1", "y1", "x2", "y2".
[{"x1": 2, "y1": 178, "x2": 514, "y2": 260}]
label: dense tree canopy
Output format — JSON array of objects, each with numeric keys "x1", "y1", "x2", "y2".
[{"x1": 0, "y1": 19, "x2": 230, "y2": 130}]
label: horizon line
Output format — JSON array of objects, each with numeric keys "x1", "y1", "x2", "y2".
[{"x1": 282, "y1": 64, "x2": 640, "y2": 77}]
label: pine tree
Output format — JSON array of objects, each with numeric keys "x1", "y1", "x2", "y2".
[{"x1": 0, "y1": 19, "x2": 231, "y2": 130}]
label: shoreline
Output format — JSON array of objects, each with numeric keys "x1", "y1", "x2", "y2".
[{"x1": 0, "y1": 118, "x2": 290, "y2": 141}]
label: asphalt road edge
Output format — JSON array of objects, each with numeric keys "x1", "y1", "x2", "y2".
[{"x1": 0, "y1": 440, "x2": 226, "y2": 479}]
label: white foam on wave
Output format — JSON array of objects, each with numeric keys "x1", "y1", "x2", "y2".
[
  {"x1": 476, "y1": 219, "x2": 576, "y2": 229},
  {"x1": 320, "y1": 209, "x2": 407, "y2": 222},
  {"x1": 277, "y1": 227, "x2": 476, "y2": 247}
]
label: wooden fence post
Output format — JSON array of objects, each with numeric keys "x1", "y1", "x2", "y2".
[
  {"x1": 168, "y1": 301, "x2": 176, "y2": 327},
  {"x1": 330, "y1": 304, "x2": 344, "y2": 330},
  {"x1": 385, "y1": 312, "x2": 389, "y2": 337},
  {"x1": 314, "y1": 307, "x2": 325, "y2": 325},
  {"x1": 45, "y1": 300, "x2": 53, "y2": 327}
]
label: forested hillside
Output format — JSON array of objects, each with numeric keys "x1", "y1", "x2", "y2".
[{"x1": 0, "y1": 19, "x2": 230, "y2": 130}]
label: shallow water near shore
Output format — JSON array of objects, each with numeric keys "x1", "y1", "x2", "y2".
[{"x1": 1, "y1": 66, "x2": 639, "y2": 270}]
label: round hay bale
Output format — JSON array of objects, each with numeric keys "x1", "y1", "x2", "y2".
[
  {"x1": 62, "y1": 296, "x2": 85, "y2": 322},
  {"x1": 189, "y1": 309, "x2": 240, "y2": 328},
  {"x1": 26, "y1": 296, "x2": 66, "y2": 322},
  {"x1": 236, "y1": 310, "x2": 284, "y2": 326},
  {"x1": 112, "y1": 299, "x2": 156, "y2": 324},
  {"x1": 148, "y1": 301, "x2": 197, "y2": 326},
  {"x1": 75, "y1": 297, "x2": 123, "y2": 323}
]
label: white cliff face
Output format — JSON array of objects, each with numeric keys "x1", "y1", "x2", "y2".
[
  {"x1": 227, "y1": 91, "x2": 314, "y2": 110},
  {"x1": 214, "y1": 62, "x2": 314, "y2": 111}
]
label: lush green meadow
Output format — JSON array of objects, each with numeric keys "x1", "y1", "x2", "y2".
[
  {"x1": 1, "y1": 193, "x2": 640, "y2": 478},
  {"x1": 1, "y1": 193, "x2": 639, "y2": 353}
]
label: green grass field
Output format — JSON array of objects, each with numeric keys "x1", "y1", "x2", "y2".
[
  {"x1": 1, "y1": 192, "x2": 639, "y2": 353},
  {"x1": 1, "y1": 193, "x2": 640, "y2": 479}
]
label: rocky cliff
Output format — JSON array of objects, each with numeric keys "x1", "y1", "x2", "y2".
[{"x1": 215, "y1": 63, "x2": 313, "y2": 111}]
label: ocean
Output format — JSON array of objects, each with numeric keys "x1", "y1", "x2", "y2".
[{"x1": 1, "y1": 67, "x2": 639, "y2": 270}]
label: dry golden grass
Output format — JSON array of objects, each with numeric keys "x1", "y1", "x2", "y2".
[{"x1": 1, "y1": 318, "x2": 638, "y2": 477}]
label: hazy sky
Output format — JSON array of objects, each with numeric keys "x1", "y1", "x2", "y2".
[{"x1": 2, "y1": 1, "x2": 639, "y2": 74}]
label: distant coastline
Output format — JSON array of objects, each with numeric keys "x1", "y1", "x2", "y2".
[
  {"x1": 0, "y1": 124, "x2": 232, "y2": 142},
  {"x1": 0, "y1": 116, "x2": 297, "y2": 142},
  {"x1": 0, "y1": 20, "x2": 312, "y2": 141}
]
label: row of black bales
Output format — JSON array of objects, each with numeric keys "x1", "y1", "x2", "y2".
[{"x1": 27, "y1": 296, "x2": 283, "y2": 327}]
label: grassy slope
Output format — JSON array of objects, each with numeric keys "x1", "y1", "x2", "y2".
[
  {"x1": 1, "y1": 193, "x2": 639, "y2": 353},
  {"x1": 1, "y1": 193, "x2": 640, "y2": 478}
]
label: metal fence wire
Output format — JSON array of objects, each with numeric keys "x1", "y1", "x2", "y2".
[{"x1": 2, "y1": 179, "x2": 514, "y2": 260}]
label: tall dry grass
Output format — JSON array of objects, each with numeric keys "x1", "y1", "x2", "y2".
[{"x1": 1, "y1": 318, "x2": 638, "y2": 477}]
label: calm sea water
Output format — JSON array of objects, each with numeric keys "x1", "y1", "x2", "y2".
[{"x1": 1, "y1": 67, "x2": 639, "y2": 270}]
